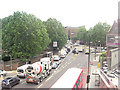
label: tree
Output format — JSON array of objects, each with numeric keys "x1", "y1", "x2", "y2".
[
  {"x1": 44, "y1": 18, "x2": 67, "y2": 50},
  {"x1": 2, "y1": 11, "x2": 50, "y2": 61},
  {"x1": 89, "y1": 22, "x2": 111, "y2": 47}
]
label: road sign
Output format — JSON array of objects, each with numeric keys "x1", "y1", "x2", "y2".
[{"x1": 53, "y1": 41, "x2": 57, "y2": 47}]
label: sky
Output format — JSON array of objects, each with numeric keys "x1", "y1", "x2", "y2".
[{"x1": 0, "y1": 0, "x2": 120, "y2": 29}]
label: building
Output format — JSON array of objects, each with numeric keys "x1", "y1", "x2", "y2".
[
  {"x1": 65, "y1": 26, "x2": 84, "y2": 40},
  {"x1": 106, "y1": 20, "x2": 120, "y2": 70},
  {"x1": 97, "y1": 20, "x2": 120, "y2": 89}
]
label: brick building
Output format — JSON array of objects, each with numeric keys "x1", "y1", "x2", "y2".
[
  {"x1": 106, "y1": 20, "x2": 120, "y2": 70},
  {"x1": 65, "y1": 26, "x2": 84, "y2": 40}
]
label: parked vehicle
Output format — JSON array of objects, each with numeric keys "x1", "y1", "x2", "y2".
[
  {"x1": 72, "y1": 48, "x2": 78, "y2": 54},
  {"x1": 60, "y1": 54, "x2": 66, "y2": 59},
  {"x1": 107, "y1": 73, "x2": 115, "y2": 78},
  {"x1": 53, "y1": 55, "x2": 60, "y2": 61},
  {"x1": 1, "y1": 77, "x2": 20, "y2": 89},
  {"x1": 43, "y1": 51, "x2": 53, "y2": 58},
  {"x1": 0, "y1": 69, "x2": 7, "y2": 76},
  {"x1": 76, "y1": 45, "x2": 84, "y2": 52},
  {"x1": 26, "y1": 57, "x2": 52, "y2": 85},
  {"x1": 17, "y1": 64, "x2": 28, "y2": 78},
  {"x1": 52, "y1": 62, "x2": 58, "y2": 69}
]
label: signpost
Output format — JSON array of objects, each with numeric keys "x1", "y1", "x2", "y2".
[{"x1": 53, "y1": 41, "x2": 57, "y2": 47}]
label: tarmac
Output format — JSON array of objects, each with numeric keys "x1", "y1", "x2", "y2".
[{"x1": 0, "y1": 53, "x2": 102, "y2": 89}]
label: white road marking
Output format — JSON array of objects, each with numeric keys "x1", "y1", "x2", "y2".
[
  {"x1": 54, "y1": 71, "x2": 56, "y2": 73},
  {"x1": 37, "y1": 84, "x2": 43, "y2": 88},
  {"x1": 21, "y1": 81, "x2": 26, "y2": 84},
  {"x1": 46, "y1": 76, "x2": 53, "y2": 82}
]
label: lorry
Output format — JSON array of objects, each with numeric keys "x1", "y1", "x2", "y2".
[{"x1": 26, "y1": 57, "x2": 52, "y2": 85}]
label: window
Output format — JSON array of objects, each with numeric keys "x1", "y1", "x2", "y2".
[
  {"x1": 17, "y1": 69, "x2": 24, "y2": 73},
  {"x1": 9, "y1": 79, "x2": 13, "y2": 82}
]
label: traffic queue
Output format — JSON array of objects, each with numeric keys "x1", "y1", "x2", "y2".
[{"x1": 1, "y1": 44, "x2": 72, "y2": 89}]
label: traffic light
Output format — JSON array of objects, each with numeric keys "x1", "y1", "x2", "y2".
[{"x1": 86, "y1": 75, "x2": 90, "y2": 83}]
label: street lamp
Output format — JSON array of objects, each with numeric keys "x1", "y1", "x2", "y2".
[
  {"x1": 87, "y1": 32, "x2": 91, "y2": 90},
  {"x1": 9, "y1": 55, "x2": 12, "y2": 71}
]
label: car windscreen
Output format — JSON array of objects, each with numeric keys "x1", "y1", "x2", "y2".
[
  {"x1": 2, "y1": 79, "x2": 9, "y2": 84},
  {"x1": 17, "y1": 69, "x2": 24, "y2": 73}
]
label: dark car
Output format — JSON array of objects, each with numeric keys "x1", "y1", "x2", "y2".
[
  {"x1": 1, "y1": 77, "x2": 20, "y2": 89},
  {"x1": 72, "y1": 48, "x2": 78, "y2": 54}
]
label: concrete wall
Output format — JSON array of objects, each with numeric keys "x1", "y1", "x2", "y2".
[
  {"x1": 111, "y1": 48, "x2": 119, "y2": 68},
  {"x1": 108, "y1": 48, "x2": 120, "y2": 70}
]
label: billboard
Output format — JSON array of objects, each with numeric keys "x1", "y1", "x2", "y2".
[{"x1": 106, "y1": 34, "x2": 120, "y2": 47}]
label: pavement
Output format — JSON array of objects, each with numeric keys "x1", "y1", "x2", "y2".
[{"x1": 89, "y1": 53, "x2": 101, "y2": 88}]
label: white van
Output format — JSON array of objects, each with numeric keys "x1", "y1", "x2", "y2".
[{"x1": 17, "y1": 64, "x2": 28, "y2": 78}]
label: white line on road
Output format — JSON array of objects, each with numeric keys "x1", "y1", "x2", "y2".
[
  {"x1": 46, "y1": 75, "x2": 53, "y2": 82},
  {"x1": 21, "y1": 81, "x2": 26, "y2": 84},
  {"x1": 37, "y1": 84, "x2": 43, "y2": 88}
]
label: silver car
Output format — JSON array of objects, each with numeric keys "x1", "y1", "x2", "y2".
[{"x1": 0, "y1": 69, "x2": 7, "y2": 76}]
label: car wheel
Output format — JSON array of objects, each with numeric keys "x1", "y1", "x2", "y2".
[
  {"x1": 17, "y1": 80, "x2": 20, "y2": 84},
  {"x1": 35, "y1": 81, "x2": 40, "y2": 85}
]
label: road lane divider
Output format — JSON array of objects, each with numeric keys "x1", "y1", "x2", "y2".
[
  {"x1": 46, "y1": 75, "x2": 53, "y2": 82},
  {"x1": 37, "y1": 84, "x2": 43, "y2": 88}
]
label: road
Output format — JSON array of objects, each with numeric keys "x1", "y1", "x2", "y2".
[{"x1": 1, "y1": 49, "x2": 92, "y2": 89}]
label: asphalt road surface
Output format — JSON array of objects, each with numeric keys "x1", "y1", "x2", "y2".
[{"x1": 1, "y1": 50, "x2": 91, "y2": 89}]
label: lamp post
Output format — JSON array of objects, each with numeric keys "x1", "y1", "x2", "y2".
[
  {"x1": 87, "y1": 32, "x2": 91, "y2": 90},
  {"x1": 10, "y1": 55, "x2": 12, "y2": 71}
]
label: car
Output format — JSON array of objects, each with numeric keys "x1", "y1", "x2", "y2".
[
  {"x1": 60, "y1": 54, "x2": 66, "y2": 59},
  {"x1": 1, "y1": 77, "x2": 20, "y2": 89},
  {"x1": 102, "y1": 49, "x2": 106, "y2": 53},
  {"x1": 0, "y1": 69, "x2": 7, "y2": 76},
  {"x1": 107, "y1": 73, "x2": 116, "y2": 78},
  {"x1": 114, "y1": 69, "x2": 120, "y2": 78},
  {"x1": 103, "y1": 69, "x2": 107, "y2": 74},
  {"x1": 72, "y1": 48, "x2": 78, "y2": 54},
  {"x1": 91, "y1": 49, "x2": 99, "y2": 53},
  {"x1": 52, "y1": 62, "x2": 58, "y2": 69},
  {"x1": 103, "y1": 66, "x2": 108, "y2": 70},
  {"x1": 53, "y1": 55, "x2": 60, "y2": 61}
]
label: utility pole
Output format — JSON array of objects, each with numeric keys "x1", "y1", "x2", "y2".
[
  {"x1": 87, "y1": 34, "x2": 91, "y2": 90},
  {"x1": 10, "y1": 55, "x2": 12, "y2": 71}
]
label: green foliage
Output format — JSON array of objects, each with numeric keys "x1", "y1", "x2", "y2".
[
  {"x1": 88, "y1": 22, "x2": 111, "y2": 46},
  {"x1": 75, "y1": 26, "x2": 89, "y2": 44},
  {"x1": 44, "y1": 18, "x2": 67, "y2": 49},
  {"x1": 72, "y1": 36, "x2": 79, "y2": 41},
  {"x1": 77, "y1": 26, "x2": 87, "y2": 40},
  {"x1": 2, "y1": 11, "x2": 50, "y2": 61},
  {"x1": 99, "y1": 52, "x2": 107, "y2": 61}
]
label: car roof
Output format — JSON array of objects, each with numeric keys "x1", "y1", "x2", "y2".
[{"x1": 3, "y1": 77, "x2": 13, "y2": 81}]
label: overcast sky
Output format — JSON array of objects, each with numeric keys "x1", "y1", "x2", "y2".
[{"x1": 0, "y1": 0, "x2": 119, "y2": 29}]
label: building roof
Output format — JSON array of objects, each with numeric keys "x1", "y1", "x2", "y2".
[{"x1": 108, "y1": 21, "x2": 118, "y2": 35}]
